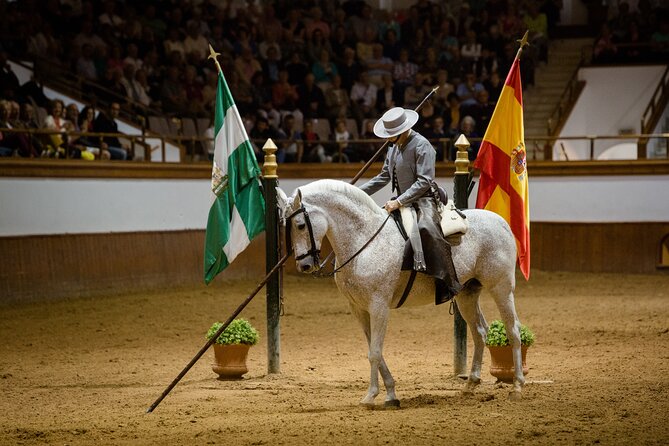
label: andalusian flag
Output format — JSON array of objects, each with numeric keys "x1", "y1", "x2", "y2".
[
  {"x1": 204, "y1": 71, "x2": 265, "y2": 284},
  {"x1": 473, "y1": 55, "x2": 530, "y2": 280}
]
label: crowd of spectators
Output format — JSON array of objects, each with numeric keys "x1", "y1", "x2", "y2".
[{"x1": 0, "y1": 0, "x2": 666, "y2": 162}]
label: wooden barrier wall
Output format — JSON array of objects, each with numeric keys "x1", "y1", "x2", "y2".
[{"x1": 2, "y1": 222, "x2": 667, "y2": 302}]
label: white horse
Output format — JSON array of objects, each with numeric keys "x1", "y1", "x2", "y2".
[{"x1": 277, "y1": 179, "x2": 526, "y2": 406}]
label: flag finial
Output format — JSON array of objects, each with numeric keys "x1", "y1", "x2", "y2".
[
  {"x1": 208, "y1": 44, "x2": 222, "y2": 74},
  {"x1": 515, "y1": 31, "x2": 530, "y2": 60}
]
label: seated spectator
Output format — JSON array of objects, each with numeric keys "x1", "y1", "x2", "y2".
[
  {"x1": 282, "y1": 9, "x2": 306, "y2": 46},
  {"x1": 357, "y1": 119, "x2": 380, "y2": 162},
  {"x1": 235, "y1": 48, "x2": 262, "y2": 86},
  {"x1": 106, "y1": 45, "x2": 125, "y2": 76},
  {"x1": 298, "y1": 119, "x2": 329, "y2": 162},
  {"x1": 593, "y1": 24, "x2": 619, "y2": 63},
  {"x1": 16, "y1": 102, "x2": 44, "y2": 156},
  {"x1": 164, "y1": 28, "x2": 186, "y2": 59},
  {"x1": 483, "y1": 71, "x2": 503, "y2": 104},
  {"x1": 305, "y1": 6, "x2": 331, "y2": 41},
  {"x1": 461, "y1": 89, "x2": 495, "y2": 135},
  {"x1": 437, "y1": 19, "x2": 459, "y2": 63},
  {"x1": 42, "y1": 99, "x2": 68, "y2": 157},
  {"x1": 364, "y1": 44, "x2": 393, "y2": 87},
  {"x1": 330, "y1": 25, "x2": 352, "y2": 65},
  {"x1": 250, "y1": 116, "x2": 280, "y2": 163},
  {"x1": 474, "y1": 48, "x2": 499, "y2": 81},
  {"x1": 0, "y1": 100, "x2": 36, "y2": 157},
  {"x1": 306, "y1": 29, "x2": 333, "y2": 65},
  {"x1": 160, "y1": 66, "x2": 187, "y2": 115},
  {"x1": 276, "y1": 114, "x2": 301, "y2": 163},
  {"x1": 98, "y1": 0, "x2": 124, "y2": 30},
  {"x1": 356, "y1": 27, "x2": 377, "y2": 63},
  {"x1": 226, "y1": 70, "x2": 254, "y2": 115},
  {"x1": 76, "y1": 44, "x2": 99, "y2": 81},
  {"x1": 93, "y1": 102, "x2": 129, "y2": 160},
  {"x1": 403, "y1": 72, "x2": 430, "y2": 109},
  {"x1": 272, "y1": 69, "x2": 299, "y2": 111},
  {"x1": 523, "y1": 3, "x2": 549, "y2": 63},
  {"x1": 325, "y1": 74, "x2": 350, "y2": 122},
  {"x1": 434, "y1": 69, "x2": 455, "y2": 109},
  {"x1": 78, "y1": 105, "x2": 110, "y2": 160},
  {"x1": 451, "y1": 115, "x2": 481, "y2": 161},
  {"x1": 331, "y1": 118, "x2": 352, "y2": 162},
  {"x1": 456, "y1": 72, "x2": 485, "y2": 107},
  {"x1": 350, "y1": 71, "x2": 378, "y2": 130},
  {"x1": 425, "y1": 115, "x2": 448, "y2": 161},
  {"x1": 421, "y1": 47, "x2": 442, "y2": 85},
  {"x1": 123, "y1": 43, "x2": 143, "y2": 70},
  {"x1": 182, "y1": 65, "x2": 205, "y2": 116},
  {"x1": 460, "y1": 30, "x2": 482, "y2": 73},
  {"x1": 376, "y1": 74, "x2": 400, "y2": 113},
  {"x1": 262, "y1": 45, "x2": 282, "y2": 84},
  {"x1": 183, "y1": 22, "x2": 209, "y2": 63},
  {"x1": 73, "y1": 20, "x2": 107, "y2": 52},
  {"x1": 338, "y1": 47, "x2": 361, "y2": 93},
  {"x1": 382, "y1": 28, "x2": 402, "y2": 61},
  {"x1": 285, "y1": 52, "x2": 309, "y2": 87},
  {"x1": 312, "y1": 50, "x2": 338, "y2": 90},
  {"x1": 296, "y1": 73, "x2": 326, "y2": 119},
  {"x1": 393, "y1": 48, "x2": 418, "y2": 99},
  {"x1": 444, "y1": 92, "x2": 461, "y2": 137}
]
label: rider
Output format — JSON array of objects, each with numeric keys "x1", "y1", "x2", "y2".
[{"x1": 358, "y1": 107, "x2": 462, "y2": 305}]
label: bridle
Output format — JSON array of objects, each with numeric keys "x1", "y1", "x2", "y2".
[
  {"x1": 285, "y1": 200, "x2": 391, "y2": 278},
  {"x1": 285, "y1": 202, "x2": 321, "y2": 268}
]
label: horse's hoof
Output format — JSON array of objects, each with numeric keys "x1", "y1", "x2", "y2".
[
  {"x1": 461, "y1": 388, "x2": 475, "y2": 397},
  {"x1": 508, "y1": 391, "x2": 522, "y2": 401},
  {"x1": 359, "y1": 402, "x2": 376, "y2": 410},
  {"x1": 384, "y1": 399, "x2": 400, "y2": 409}
]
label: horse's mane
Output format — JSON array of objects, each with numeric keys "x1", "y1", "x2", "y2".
[{"x1": 300, "y1": 179, "x2": 386, "y2": 216}]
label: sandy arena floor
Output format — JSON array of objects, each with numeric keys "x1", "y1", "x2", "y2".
[{"x1": 1, "y1": 271, "x2": 668, "y2": 445}]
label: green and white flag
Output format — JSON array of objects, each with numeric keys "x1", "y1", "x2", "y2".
[{"x1": 204, "y1": 71, "x2": 265, "y2": 284}]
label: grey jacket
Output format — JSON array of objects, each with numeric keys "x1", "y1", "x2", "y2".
[{"x1": 359, "y1": 130, "x2": 436, "y2": 205}]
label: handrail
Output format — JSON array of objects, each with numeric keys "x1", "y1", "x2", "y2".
[
  {"x1": 2, "y1": 127, "x2": 668, "y2": 162},
  {"x1": 640, "y1": 66, "x2": 669, "y2": 133},
  {"x1": 546, "y1": 63, "x2": 586, "y2": 137}
]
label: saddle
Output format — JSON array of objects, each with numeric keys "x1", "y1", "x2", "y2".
[{"x1": 399, "y1": 199, "x2": 468, "y2": 245}]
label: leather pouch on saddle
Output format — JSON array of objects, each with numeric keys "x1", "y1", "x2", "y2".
[{"x1": 399, "y1": 199, "x2": 468, "y2": 247}]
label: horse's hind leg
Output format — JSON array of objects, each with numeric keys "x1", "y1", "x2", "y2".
[
  {"x1": 350, "y1": 303, "x2": 397, "y2": 408},
  {"x1": 453, "y1": 280, "x2": 487, "y2": 394},
  {"x1": 490, "y1": 282, "x2": 525, "y2": 400}
]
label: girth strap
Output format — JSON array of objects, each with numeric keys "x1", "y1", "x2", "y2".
[{"x1": 395, "y1": 270, "x2": 417, "y2": 309}]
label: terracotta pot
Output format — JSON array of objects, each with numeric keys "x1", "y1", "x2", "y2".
[
  {"x1": 487, "y1": 345, "x2": 529, "y2": 383},
  {"x1": 212, "y1": 344, "x2": 251, "y2": 379}
]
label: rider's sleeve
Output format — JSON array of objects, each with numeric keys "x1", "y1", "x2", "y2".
[
  {"x1": 396, "y1": 137, "x2": 435, "y2": 205},
  {"x1": 358, "y1": 147, "x2": 391, "y2": 196}
]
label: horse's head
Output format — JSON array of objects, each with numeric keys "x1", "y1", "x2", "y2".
[{"x1": 277, "y1": 187, "x2": 327, "y2": 274}]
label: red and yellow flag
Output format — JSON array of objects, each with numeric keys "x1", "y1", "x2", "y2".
[{"x1": 473, "y1": 56, "x2": 530, "y2": 280}]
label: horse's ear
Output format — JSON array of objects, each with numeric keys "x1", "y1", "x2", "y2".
[
  {"x1": 276, "y1": 187, "x2": 289, "y2": 219},
  {"x1": 292, "y1": 188, "x2": 302, "y2": 210}
]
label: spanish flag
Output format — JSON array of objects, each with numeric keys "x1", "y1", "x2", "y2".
[{"x1": 473, "y1": 52, "x2": 530, "y2": 280}]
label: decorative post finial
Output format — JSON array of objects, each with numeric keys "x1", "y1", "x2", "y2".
[
  {"x1": 262, "y1": 138, "x2": 278, "y2": 178},
  {"x1": 454, "y1": 134, "x2": 470, "y2": 175},
  {"x1": 208, "y1": 44, "x2": 222, "y2": 74}
]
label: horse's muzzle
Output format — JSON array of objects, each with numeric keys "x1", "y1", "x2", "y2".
[{"x1": 297, "y1": 259, "x2": 316, "y2": 273}]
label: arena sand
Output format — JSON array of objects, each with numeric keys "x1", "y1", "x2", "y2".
[{"x1": 1, "y1": 271, "x2": 668, "y2": 445}]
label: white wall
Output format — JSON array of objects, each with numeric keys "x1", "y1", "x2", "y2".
[
  {"x1": 554, "y1": 65, "x2": 667, "y2": 160},
  {"x1": 2, "y1": 174, "x2": 668, "y2": 237}
]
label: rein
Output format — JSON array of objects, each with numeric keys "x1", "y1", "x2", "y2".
[
  {"x1": 286, "y1": 203, "x2": 391, "y2": 278},
  {"x1": 321, "y1": 212, "x2": 391, "y2": 278}
]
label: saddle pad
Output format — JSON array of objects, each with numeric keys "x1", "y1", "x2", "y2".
[{"x1": 399, "y1": 200, "x2": 468, "y2": 238}]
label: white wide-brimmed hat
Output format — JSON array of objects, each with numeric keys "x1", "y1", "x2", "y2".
[{"x1": 373, "y1": 107, "x2": 419, "y2": 138}]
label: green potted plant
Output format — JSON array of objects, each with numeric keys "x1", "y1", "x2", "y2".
[
  {"x1": 485, "y1": 320, "x2": 535, "y2": 383},
  {"x1": 206, "y1": 319, "x2": 259, "y2": 379}
]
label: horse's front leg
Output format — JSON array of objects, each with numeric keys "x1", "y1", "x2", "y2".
[
  {"x1": 350, "y1": 302, "x2": 396, "y2": 408},
  {"x1": 453, "y1": 284, "x2": 487, "y2": 395}
]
